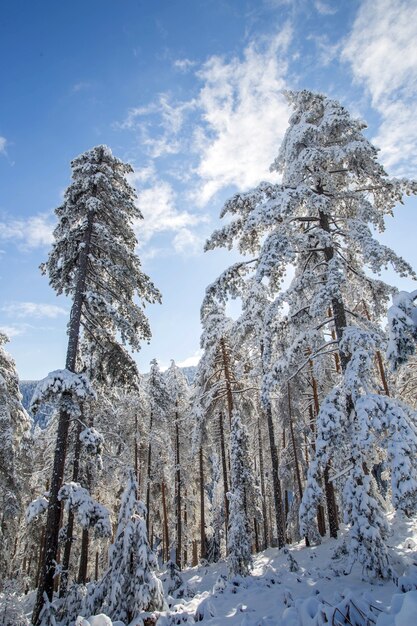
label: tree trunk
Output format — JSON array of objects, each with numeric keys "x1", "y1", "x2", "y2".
[
  {"x1": 265, "y1": 402, "x2": 285, "y2": 548},
  {"x1": 146, "y1": 411, "x2": 153, "y2": 534},
  {"x1": 218, "y1": 410, "x2": 230, "y2": 538},
  {"x1": 77, "y1": 528, "x2": 89, "y2": 584},
  {"x1": 59, "y1": 419, "x2": 83, "y2": 597},
  {"x1": 220, "y1": 337, "x2": 234, "y2": 426},
  {"x1": 199, "y1": 447, "x2": 206, "y2": 560},
  {"x1": 32, "y1": 210, "x2": 94, "y2": 625},
  {"x1": 161, "y1": 481, "x2": 169, "y2": 563},
  {"x1": 257, "y1": 416, "x2": 269, "y2": 549},
  {"x1": 175, "y1": 404, "x2": 182, "y2": 569}
]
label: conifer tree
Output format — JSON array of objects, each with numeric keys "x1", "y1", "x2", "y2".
[
  {"x1": 91, "y1": 469, "x2": 165, "y2": 622},
  {"x1": 205, "y1": 90, "x2": 417, "y2": 577},
  {"x1": 33, "y1": 145, "x2": 161, "y2": 624},
  {"x1": 0, "y1": 332, "x2": 31, "y2": 581},
  {"x1": 227, "y1": 409, "x2": 253, "y2": 578}
]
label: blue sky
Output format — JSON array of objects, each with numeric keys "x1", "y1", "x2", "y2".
[{"x1": 1, "y1": 0, "x2": 416, "y2": 380}]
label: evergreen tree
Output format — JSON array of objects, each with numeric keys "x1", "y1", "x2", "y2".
[
  {"x1": 205, "y1": 90, "x2": 417, "y2": 577},
  {"x1": 33, "y1": 145, "x2": 161, "y2": 624},
  {"x1": 92, "y1": 470, "x2": 165, "y2": 622},
  {"x1": 0, "y1": 332, "x2": 31, "y2": 581},
  {"x1": 227, "y1": 410, "x2": 253, "y2": 578}
]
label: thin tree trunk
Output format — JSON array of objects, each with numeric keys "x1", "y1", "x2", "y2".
[
  {"x1": 183, "y1": 489, "x2": 188, "y2": 566},
  {"x1": 220, "y1": 337, "x2": 234, "y2": 426},
  {"x1": 146, "y1": 412, "x2": 153, "y2": 534},
  {"x1": 94, "y1": 550, "x2": 99, "y2": 580},
  {"x1": 361, "y1": 301, "x2": 390, "y2": 396},
  {"x1": 309, "y1": 360, "x2": 338, "y2": 538},
  {"x1": 175, "y1": 404, "x2": 182, "y2": 569},
  {"x1": 199, "y1": 446, "x2": 206, "y2": 560},
  {"x1": 218, "y1": 410, "x2": 230, "y2": 538},
  {"x1": 265, "y1": 402, "x2": 285, "y2": 548},
  {"x1": 59, "y1": 419, "x2": 83, "y2": 597},
  {"x1": 32, "y1": 210, "x2": 94, "y2": 625},
  {"x1": 161, "y1": 481, "x2": 169, "y2": 563},
  {"x1": 257, "y1": 416, "x2": 269, "y2": 549},
  {"x1": 77, "y1": 528, "x2": 89, "y2": 584}
]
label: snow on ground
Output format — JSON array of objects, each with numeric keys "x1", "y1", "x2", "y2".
[{"x1": 7, "y1": 513, "x2": 417, "y2": 625}]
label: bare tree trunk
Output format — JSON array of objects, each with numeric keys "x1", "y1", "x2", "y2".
[
  {"x1": 257, "y1": 415, "x2": 269, "y2": 549},
  {"x1": 220, "y1": 337, "x2": 234, "y2": 426},
  {"x1": 94, "y1": 550, "x2": 99, "y2": 580},
  {"x1": 59, "y1": 419, "x2": 83, "y2": 597},
  {"x1": 199, "y1": 447, "x2": 206, "y2": 560},
  {"x1": 218, "y1": 410, "x2": 230, "y2": 538},
  {"x1": 265, "y1": 402, "x2": 286, "y2": 548},
  {"x1": 175, "y1": 403, "x2": 182, "y2": 569},
  {"x1": 77, "y1": 528, "x2": 89, "y2": 584},
  {"x1": 146, "y1": 412, "x2": 153, "y2": 534},
  {"x1": 161, "y1": 481, "x2": 169, "y2": 563},
  {"x1": 32, "y1": 211, "x2": 94, "y2": 625}
]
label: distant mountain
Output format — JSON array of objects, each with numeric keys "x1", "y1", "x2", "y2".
[
  {"x1": 20, "y1": 380, "x2": 55, "y2": 429},
  {"x1": 20, "y1": 365, "x2": 198, "y2": 428}
]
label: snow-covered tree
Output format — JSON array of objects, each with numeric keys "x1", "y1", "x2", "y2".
[
  {"x1": 91, "y1": 469, "x2": 165, "y2": 622},
  {"x1": 33, "y1": 145, "x2": 161, "y2": 623},
  {"x1": 227, "y1": 410, "x2": 253, "y2": 578},
  {"x1": 205, "y1": 90, "x2": 417, "y2": 577},
  {"x1": 165, "y1": 360, "x2": 191, "y2": 568},
  {"x1": 145, "y1": 359, "x2": 172, "y2": 555},
  {"x1": 0, "y1": 332, "x2": 31, "y2": 581},
  {"x1": 387, "y1": 290, "x2": 417, "y2": 370}
]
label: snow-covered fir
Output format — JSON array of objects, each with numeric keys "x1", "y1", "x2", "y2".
[{"x1": 2, "y1": 93, "x2": 417, "y2": 626}]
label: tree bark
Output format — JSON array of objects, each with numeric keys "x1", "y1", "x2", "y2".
[
  {"x1": 175, "y1": 403, "x2": 182, "y2": 569},
  {"x1": 59, "y1": 419, "x2": 83, "y2": 597},
  {"x1": 257, "y1": 416, "x2": 269, "y2": 549},
  {"x1": 265, "y1": 402, "x2": 285, "y2": 548},
  {"x1": 32, "y1": 210, "x2": 94, "y2": 625},
  {"x1": 220, "y1": 337, "x2": 234, "y2": 426},
  {"x1": 218, "y1": 410, "x2": 230, "y2": 537},
  {"x1": 77, "y1": 528, "x2": 89, "y2": 584},
  {"x1": 161, "y1": 481, "x2": 169, "y2": 563},
  {"x1": 146, "y1": 411, "x2": 153, "y2": 534},
  {"x1": 199, "y1": 447, "x2": 206, "y2": 560}
]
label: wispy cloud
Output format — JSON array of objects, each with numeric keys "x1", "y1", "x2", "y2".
[
  {"x1": 191, "y1": 26, "x2": 292, "y2": 205},
  {"x1": 0, "y1": 213, "x2": 55, "y2": 249},
  {"x1": 173, "y1": 58, "x2": 196, "y2": 72},
  {"x1": 0, "y1": 137, "x2": 7, "y2": 156},
  {"x1": 0, "y1": 323, "x2": 31, "y2": 338},
  {"x1": 342, "y1": 0, "x2": 417, "y2": 174},
  {"x1": 314, "y1": 0, "x2": 337, "y2": 15},
  {"x1": 134, "y1": 178, "x2": 207, "y2": 249},
  {"x1": 2, "y1": 302, "x2": 67, "y2": 319}
]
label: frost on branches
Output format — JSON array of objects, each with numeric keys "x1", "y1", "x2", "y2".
[
  {"x1": 90, "y1": 469, "x2": 165, "y2": 622},
  {"x1": 58, "y1": 482, "x2": 111, "y2": 538},
  {"x1": 387, "y1": 290, "x2": 417, "y2": 370},
  {"x1": 31, "y1": 369, "x2": 96, "y2": 417},
  {"x1": 0, "y1": 331, "x2": 31, "y2": 578},
  {"x1": 205, "y1": 89, "x2": 417, "y2": 578}
]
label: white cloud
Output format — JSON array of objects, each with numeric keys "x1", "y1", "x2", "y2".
[
  {"x1": 0, "y1": 324, "x2": 29, "y2": 338},
  {"x1": 0, "y1": 213, "x2": 55, "y2": 249},
  {"x1": 2, "y1": 302, "x2": 67, "y2": 319},
  {"x1": 173, "y1": 58, "x2": 196, "y2": 72},
  {"x1": 176, "y1": 349, "x2": 202, "y2": 368},
  {"x1": 192, "y1": 26, "x2": 292, "y2": 205},
  {"x1": 134, "y1": 180, "x2": 206, "y2": 247},
  {"x1": 0, "y1": 137, "x2": 7, "y2": 155},
  {"x1": 172, "y1": 228, "x2": 204, "y2": 255},
  {"x1": 314, "y1": 0, "x2": 337, "y2": 15},
  {"x1": 342, "y1": 0, "x2": 417, "y2": 174},
  {"x1": 118, "y1": 96, "x2": 196, "y2": 158}
]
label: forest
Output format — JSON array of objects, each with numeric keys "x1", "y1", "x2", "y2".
[{"x1": 1, "y1": 90, "x2": 417, "y2": 626}]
